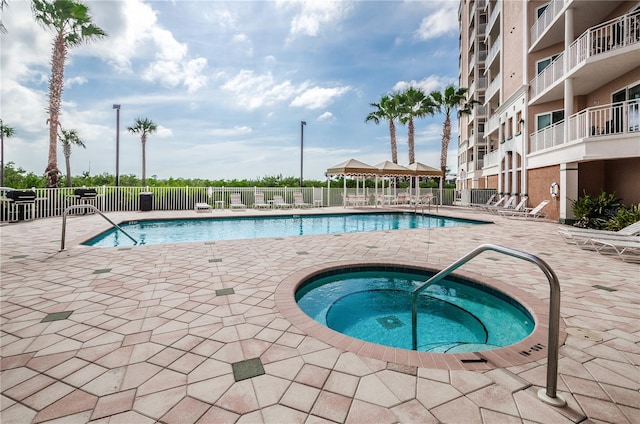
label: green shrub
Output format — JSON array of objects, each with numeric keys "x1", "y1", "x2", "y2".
[
  {"x1": 605, "y1": 203, "x2": 640, "y2": 231},
  {"x1": 571, "y1": 190, "x2": 622, "y2": 229}
]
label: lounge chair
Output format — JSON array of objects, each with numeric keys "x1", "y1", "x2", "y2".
[
  {"x1": 484, "y1": 195, "x2": 516, "y2": 213},
  {"x1": 557, "y1": 221, "x2": 640, "y2": 244},
  {"x1": 229, "y1": 194, "x2": 246, "y2": 210},
  {"x1": 479, "y1": 195, "x2": 506, "y2": 211},
  {"x1": 588, "y1": 238, "x2": 640, "y2": 263},
  {"x1": 293, "y1": 193, "x2": 312, "y2": 208},
  {"x1": 253, "y1": 193, "x2": 270, "y2": 209},
  {"x1": 273, "y1": 195, "x2": 293, "y2": 208},
  {"x1": 194, "y1": 202, "x2": 212, "y2": 213},
  {"x1": 499, "y1": 200, "x2": 549, "y2": 219},
  {"x1": 470, "y1": 193, "x2": 497, "y2": 208},
  {"x1": 495, "y1": 197, "x2": 528, "y2": 216}
]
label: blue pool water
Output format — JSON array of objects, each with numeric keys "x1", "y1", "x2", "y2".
[
  {"x1": 84, "y1": 213, "x2": 487, "y2": 247},
  {"x1": 295, "y1": 268, "x2": 534, "y2": 353}
]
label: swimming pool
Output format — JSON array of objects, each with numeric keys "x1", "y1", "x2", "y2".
[
  {"x1": 295, "y1": 267, "x2": 534, "y2": 353},
  {"x1": 84, "y1": 212, "x2": 488, "y2": 247}
]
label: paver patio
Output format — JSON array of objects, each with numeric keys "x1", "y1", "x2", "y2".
[{"x1": 1, "y1": 206, "x2": 638, "y2": 423}]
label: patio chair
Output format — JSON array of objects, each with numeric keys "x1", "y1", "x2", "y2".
[
  {"x1": 229, "y1": 193, "x2": 246, "y2": 210},
  {"x1": 500, "y1": 200, "x2": 549, "y2": 219},
  {"x1": 470, "y1": 193, "x2": 497, "y2": 208},
  {"x1": 588, "y1": 238, "x2": 640, "y2": 263},
  {"x1": 557, "y1": 221, "x2": 640, "y2": 244},
  {"x1": 253, "y1": 193, "x2": 271, "y2": 209},
  {"x1": 273, "y1": 195, "x2": 293, "y2": 208},
  {"x1": 496, "y1": 197, "x2": 529, "y2": 216},
  {"x1": 479, "y1": 195, "x2": 506, "y2": 211},
  {"x1": 484, "y1": 195, "x2": 516, "y2": 213},
  {"x1": 293, "y1": 193, "x2": 312, "y2": 208}
]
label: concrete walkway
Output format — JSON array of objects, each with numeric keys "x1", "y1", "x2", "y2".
[{"x1": 1, "y1": 206, "x2": 638, "y2": 423}]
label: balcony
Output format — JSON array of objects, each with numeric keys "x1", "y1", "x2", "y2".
[
  {"x1": 485, "y1": 73, "x2": 501, "y2": 103},
  {"x1": 468, "y1": 76, "x2": 486, "y2": 98},
  {"x1": 486, "y1": 38, "x2": 501, "y2": 67},
  {"x1": 529, "y1": 100, "x2": 639, "y2": 153},
  {"x1": 530, "y1": 9, "x2": 640, "y2": 104},
  {"x1": 529, "y1": 0, "x2": 567, "y2": 49},
  {"x1": 483, "y1": 149, "x2": 500, "y2": 168},
  {"x1": 487, "y1": 1, "x2": 501, "y2": 34}
]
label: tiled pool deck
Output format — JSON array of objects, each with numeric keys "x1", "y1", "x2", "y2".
[{"x1": 1, "y1": 206, "x2": 638, "y2": 423}]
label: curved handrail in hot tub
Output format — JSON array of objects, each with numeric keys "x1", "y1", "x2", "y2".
[{"x1": 411, "y1": 244, "x2": 565, "y2": 407}]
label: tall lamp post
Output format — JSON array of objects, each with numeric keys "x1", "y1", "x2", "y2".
[
  {"x1": 113, "y1": 105, "x2": 121, "y2": 186},
  {"x1": 0, "y1": 118, "x2": 4, "y2": 187},
  {"x1": 300, "y1": 120, "x2": 306, "y2": 187}
]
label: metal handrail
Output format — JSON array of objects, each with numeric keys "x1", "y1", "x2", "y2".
[
  {"x1": 60, "y1": 204, "x2": 137, "y2": 250},
  {"x1": 411, "y1": 244, "x2": 566, "y2": 407}
]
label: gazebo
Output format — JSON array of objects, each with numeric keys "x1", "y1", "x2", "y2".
[
  {"x1": 406, "y1": 162, "x2": 444, "y2": 204},
  {"x1": 326, "y1": 159, "x2": 379, "y2": 206}
]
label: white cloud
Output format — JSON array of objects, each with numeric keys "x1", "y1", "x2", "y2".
[
  {"x1": 392, "y1": 75, "x2": 455, "y2": 94},
  {"x1": 66, "y1": 76, "x2": 88, "y2": 87},
  {"x1": 317, "y1": 112, "x2": 334, "y2": 121},
  {"x1": 415, "y1": 2, "x2": 458, "y2": 41},
  {"x1": 277, "y1": 0, "x2": 352, "y2": 38},
  {"x1": 290, "y1": 86, "x2": 351, "y2": 110},
  {"x1": 221, "y1": 70, "x2": 298, "y2": 110},
  {"x1": 208, "y1": 126, "x2": 253, "y2": 137}
]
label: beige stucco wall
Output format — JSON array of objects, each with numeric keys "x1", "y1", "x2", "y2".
[
  {"x1": 502, "y1": 1, "x2": 525, "y2": 98},
  {"x1": 585, "y1": 69, "x2": 640, "y2": 108}
]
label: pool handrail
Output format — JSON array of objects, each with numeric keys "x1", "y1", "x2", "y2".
[
  {"x1": 411, "y1": 243, "x2": 566, "y2": 407},
  {"x1": 60, "y1": 204, "x2": 137, "y2": 251}
]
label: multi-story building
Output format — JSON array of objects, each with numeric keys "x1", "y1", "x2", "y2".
[{"x1": 457, "y1": 0, "x2": 640, "y2": 222}]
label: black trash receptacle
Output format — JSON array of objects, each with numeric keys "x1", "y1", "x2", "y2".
[{"x1": 139, "y1": 192, "x2": 153, "y2": 211}]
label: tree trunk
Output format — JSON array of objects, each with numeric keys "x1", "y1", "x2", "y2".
[
  {"x1": 440, "y1": 115, "x2": 451, "y2": 176},
  {"x1": 141, "y1": 137, "x2": 146, "y2": 186},
  {"x1": 46, "y1": 33, "x2": 67, "y2": 188},
  {"x1": 64, "y1": 154, "x2": 71, "y2": 187},
  {"x1": 389, "y1": 120, "x2": 398, "y2": 164},
  {"x1": 408, "y1": 118, "x2": 415, "y2": 164}
]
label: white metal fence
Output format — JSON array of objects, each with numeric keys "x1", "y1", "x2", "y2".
[{"x1": 1, "y1": 186, "x2": 470, "y2": 223}]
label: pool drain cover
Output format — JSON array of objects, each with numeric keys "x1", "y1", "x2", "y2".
[{"x1": 376, "y1": 315, "x2": 405, "y2": 330}]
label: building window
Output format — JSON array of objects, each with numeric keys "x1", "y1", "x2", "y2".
[
  {"x1": 536, "y1": 54, "x2": 560, "y2": 74},
  {"x1": 516, "y1": 111, "x2": 522, "y2": 134},
  {"x1": 536, "y1": 110, "x2": 564, "y2": 130},
  {"x1": 536, "y1": 3, "x2": 549, "y2": 18}
]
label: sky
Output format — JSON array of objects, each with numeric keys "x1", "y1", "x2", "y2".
[{"x1": 0, "y1": 0, "x2": 461, "y2": 182}]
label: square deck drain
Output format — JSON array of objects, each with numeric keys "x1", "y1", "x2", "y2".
[
  {"x1": 93, "y1": 268, "x2": 112, "y2": 274},
  {"x1": 209, "y1": 259, "x2": 222, "y2": 263},
  {"x1": 376, "y1": 315, "x2": 405, "y2": 330},
  {"x1": 232, "y1": 358, "x2": 265, "y2": 381},
  {"x1": 216, "y1": 288, "x2": 235, "y2": 296},
  {"x1": 41, "y1": 311, "x2": 73, "y2": 323},
  {"x1": 296, "y1": 251, "x2": 308, "y2": 255}
]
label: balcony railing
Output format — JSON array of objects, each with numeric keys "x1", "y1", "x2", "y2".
[
  {"x1": 488, "y1": 0, "x2": 501, "y2": 33},
  {"x1": 529, "y1": 51, "x2": 565, "y2": 99},
  {"x1": 529, "y1": 100, "x2": 640, "y2": 153},
  {"x1": 531, "y1": 9, "x2": 640, "y2": 99},
  {"x1": 485, "y1": 72, "x2": 501, "y2": 102},
  {"x1": 569, "y1": 9, "x2": 640, "y2": 69},
  {"x1": 486, "y1": 38, "x2": 501, "y2": 66},
  {"x1": 483, "y1": 149, "x2": 500, "y2": 168},
  {"x1": 530, "y1": 0, "x2": 567, "y2": 47}
]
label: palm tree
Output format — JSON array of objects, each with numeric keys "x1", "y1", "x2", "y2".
[
  {"x1": 1, "y1": 0, "x2": 9, "y2": 34},
  {"x1": 397, "y1": 87, "x2": 435, "y2": 165},
  {"x1": 31, "y1": 0, "x2": 106, "y2": 187},
  {"x1": 365, "y1": 94, "x2": 402, "y2": 164},
  {"x1": 128, "y1": 118, "x2": 158, "y2": 186},
  {"x1": 58, "y1": 128, "x2": 85, "y2": 187},
  {"x1": 1, "y1": 121, "x2": 15, "y2": 187},
  {"x1": 429, "y1": 86, "x2": 476, "y2": 192}
]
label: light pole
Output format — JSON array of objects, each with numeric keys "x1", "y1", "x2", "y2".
[
  {"x1": 0, "y1": 118, "x2": 4, "y2": 187},
  {"x1": 113, "y1": 105, "x2": 120, "y2": 186},
  {"x1": 300, "y1": 120, "x2": 306, "y2": 187}
]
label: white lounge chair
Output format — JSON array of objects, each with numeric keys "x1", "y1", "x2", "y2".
[
  {"x1": 558, "y1": 221, "x2": 640, "y2": 244},
  {"x1": 470, "y1": 193, "x2": 497, "y2": 208},
  {"x1": 194, "y1": 202, "x2": 212, "y2": 213},
  {"x1": 479, "y1": 195, "x2": 506, "y2": 211},
  {"x1": 273, "y1": 195, "x2": 293, "y2": 208},
  {"x1": 495, "y1": 197, "x2": 528, "y2": 216},
  {"x1": 229, "y1": 194, "x2": 246, "y2": 210},
  {"x1": 293, "y1": 193, "x2": 312, "y2": 208},
  {"x1": 485, "y1": 195, "x2": 516, "y2": 213},
  {"x1": 253, "y1": 193, "x2": 270, "y2": 209},
  {"x1": 588, "y1": 238, "x2": 640, "y2": 263},
  {"x1": 500, "y1": 200, "x2": 549, "y2": 219}
]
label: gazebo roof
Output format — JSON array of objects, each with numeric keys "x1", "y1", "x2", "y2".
[
  {"x1": 406, "y1": 162, "x2": 443, "y2": 176},
  {"x1": 326, "y1": 159, "x2": 379, "y2": 176},
  {"x1": 374, "y1": 161, "x2": 413, "y2": 176}
]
